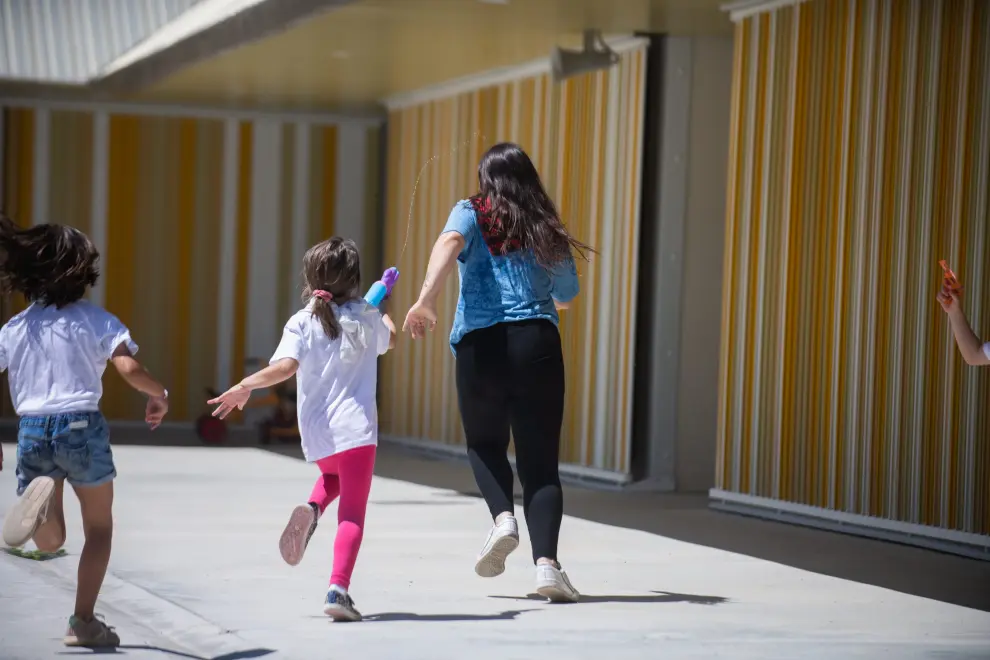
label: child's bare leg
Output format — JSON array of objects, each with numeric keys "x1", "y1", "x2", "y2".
[
  {"x1": 71, "y1": 481, "x2": 113, "y2": 620},
  {"x1": 33, "y1": 479, "x2": 66, "y2": 552}
]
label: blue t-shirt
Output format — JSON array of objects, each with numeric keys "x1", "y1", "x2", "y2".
[{"x1": 442, "y1": 199, "x2": 580, "y2": 354}]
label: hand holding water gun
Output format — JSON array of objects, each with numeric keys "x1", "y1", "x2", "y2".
[
  {"x1": 937, "y1": 260, "x2": 963, "y2": 313},
  {"x1": 364, "y1": 267, "x2": 399, "y2": 307}
]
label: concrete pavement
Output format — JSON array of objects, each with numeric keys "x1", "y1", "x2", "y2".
[{"x1": 1, "y1": 440, "x2": 989, "y2": 659}]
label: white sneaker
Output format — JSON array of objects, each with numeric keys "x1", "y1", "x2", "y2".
[
  {"x1": 2, "y1": 477, "x2": 55, "y2": 548},
  {"x1": 474, "y1": 516, "x2": 519, "y2": 578},
  {"x1": 536, "y1": 563, "x2": 580, "y2": 603}
]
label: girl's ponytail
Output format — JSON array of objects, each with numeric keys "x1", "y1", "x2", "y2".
[
  {"x1": 301, "y1": 237, "x2": 362, "y2": 342},
  {"x1": 307, "y1": 288, "x2": 343, "y2": 340}
]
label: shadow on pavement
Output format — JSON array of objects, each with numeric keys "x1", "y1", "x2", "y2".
[
  {"x1": 13, "y1": 425, "x2": 986, "y2": 613},
  {"x1": 363, "y1": 609, "x2": 535, "y2": 622},
  {"x1": 58, "y1": 646, "x2": 274, "y2": 659},
  {"x1": 489, "y1": 591, "x2": 728, "y2": 605},
  {"x1": 368, "y1": 498, "x2": 475, "y2": 506},
  {"x1": 369, "y1": 443, "x2": 990, "y2": 614}
]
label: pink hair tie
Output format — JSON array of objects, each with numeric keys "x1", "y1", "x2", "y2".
[{"x1": 313, "y1": 290, "x2": 333, "y2": 303}]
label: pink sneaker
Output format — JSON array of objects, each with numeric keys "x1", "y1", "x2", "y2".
[{"x1": 279, "y1": 503, "x2": 319, "y2": 566}]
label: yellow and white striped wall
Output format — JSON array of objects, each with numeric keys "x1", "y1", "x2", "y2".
[
  {"x1": 714, "y1": 0, "x2": 990, "y2": 555},
  {"x1": 379, "y1": 37, "x2": 648, "y2": 479},
  {"x1": 0, "y1": 102, "x2": 382, "y2": 422}
]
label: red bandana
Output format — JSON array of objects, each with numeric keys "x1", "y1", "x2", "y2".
[{"x1": 470, "y1": 196, "x2": 522, "y2": 256}]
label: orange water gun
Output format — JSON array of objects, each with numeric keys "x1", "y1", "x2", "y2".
[{"x1": 939, "y1": 260, "x2": 963, "y2": 299}]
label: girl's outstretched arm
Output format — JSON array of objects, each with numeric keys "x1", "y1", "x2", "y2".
[{"x1": 209, "y1": 358, "x2": 299, "y2": 419}]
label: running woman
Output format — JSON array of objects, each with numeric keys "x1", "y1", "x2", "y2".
[
  {"x1": 208, "y1": 237, "x2": 395, "y2": 622},
  {"x1": 402, "y1": 142, "x2": 591, "y2": 603},
  {"x1": 0, "y1": 216, "x2": 169, "y2": 648}
]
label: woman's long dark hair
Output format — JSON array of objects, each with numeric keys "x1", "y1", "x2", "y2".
[
  {"x1": 0, "y1": 213, "x2": 99, "y2": 308},
  {"x1": 301, "y1": 237, "x2": 361, "y2": 340},
  {"x1": 471, "y1": 142, "x2": 593, "y2": 267}
]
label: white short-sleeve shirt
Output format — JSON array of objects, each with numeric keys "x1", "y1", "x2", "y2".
[
  {"x1": 984, "y1": 342, "x2": 990, "y2": 361},
  {"x1": 0, "y1": 301, "x2": 138, "y2": 416},
  {"x1": 271, "y1": 299, "x2": 391, "y2": 462}
]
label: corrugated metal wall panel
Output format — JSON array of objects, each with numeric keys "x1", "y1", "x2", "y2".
[
  {"x1": 0, "y1": 0, "x2": 202, "y2": 83},
  {"x1": 1, "y1": 102, "x2": 380, "y2": 422},
  {"x1": 380, "y1": 45, "x2": 649, "y2": 475},
  {"x1": 718, "y1": 0, "x2": 990, "y2": 535}
]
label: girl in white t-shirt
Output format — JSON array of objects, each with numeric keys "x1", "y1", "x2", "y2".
[
  {"x1": 0, "y1": 216, "x2": 169, "y2": 648},
  {"x1": 208, "y1": 237, "x2": 395, "y2": 622}
]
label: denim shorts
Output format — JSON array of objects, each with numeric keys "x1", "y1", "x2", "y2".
[{"x1": 15, "y1": 412, "x2": 116, "y2": 496}]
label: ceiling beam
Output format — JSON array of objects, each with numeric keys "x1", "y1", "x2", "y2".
[
  {"x1": 721, "y1": 0, "x2": 811, "y2": 22},
  {"x1": 89, "y1": 0, "x2": 357, "y2": 94},
  {"x1": 0, "y1": 88, "x2": 385, "y2": 124},
  {"x1": 383, "y1": 34, "x2": 649, "y2": 111}
]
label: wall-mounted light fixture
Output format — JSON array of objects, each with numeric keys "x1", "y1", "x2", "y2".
[{"x1": 550, "y1": 29, "x2": 619, "y2": 82}]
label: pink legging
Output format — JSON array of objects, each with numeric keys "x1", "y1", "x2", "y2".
[{"x1": 308, "y1": 445, "x2": 376, "y2": 590}]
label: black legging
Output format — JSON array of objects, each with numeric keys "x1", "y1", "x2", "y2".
[{"x1": 455, "y1": 319, "x2": 565, "y2": 563}]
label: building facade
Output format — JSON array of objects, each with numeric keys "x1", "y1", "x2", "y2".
[
  {"x1": 713, "y1": 0, "x2": 990, "y2": 557},
  {"x1": 0, "y1": 0, "x2": 987, "y2": 557}
]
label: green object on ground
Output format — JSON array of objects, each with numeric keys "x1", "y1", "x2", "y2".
[{"x1": 3, "y1": 547, "x2": 67, "y2": 561}]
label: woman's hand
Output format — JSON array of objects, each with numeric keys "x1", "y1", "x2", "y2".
[
  {"x1": 403, "y1": 299, "x2": 438, "y2": 340},
  {"x1": 208, "y1": 384, "x2": 251, "y2": 419}
]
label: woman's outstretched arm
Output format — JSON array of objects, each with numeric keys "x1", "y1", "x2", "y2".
[
  {"x1": 403, "y1": 232, "x2": 464, "y2": 339},
  {"x1": 418, "y1": 232, "x2": 464, "y2": 306}
]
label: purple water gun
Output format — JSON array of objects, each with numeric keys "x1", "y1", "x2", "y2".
[{"x1": 363, "y1": 267, "x2": 399, "y2": 307}]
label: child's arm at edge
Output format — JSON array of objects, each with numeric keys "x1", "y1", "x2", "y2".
[{"x1": 944, "y1": 295, "x2": 990, "y2": 366}]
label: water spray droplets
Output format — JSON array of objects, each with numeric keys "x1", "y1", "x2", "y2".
[{"x1": 397, "y1": 132, "x2": 486, "y2": 262}]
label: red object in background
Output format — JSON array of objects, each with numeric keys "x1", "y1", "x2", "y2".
[
  {"x1": 196, "y1": 414, "x2": 227, "y2": 444},
  {"x1": 939, "y1": 260, "x2": 962, "y2": 294}
]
